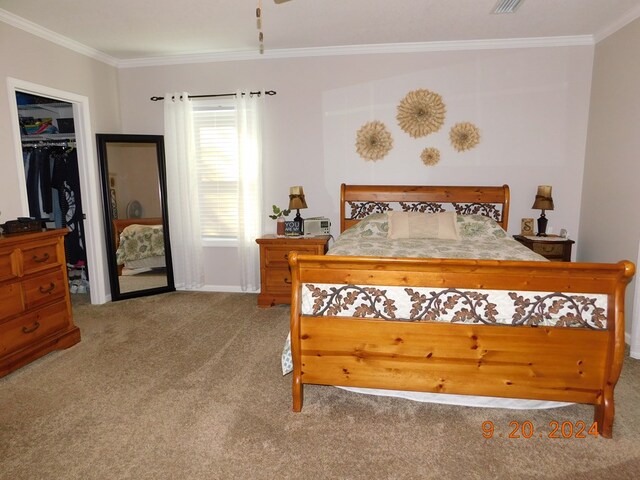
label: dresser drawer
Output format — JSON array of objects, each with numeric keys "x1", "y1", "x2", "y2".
[
  {"x1": 0, "y1": 301, "x2": 69, "y2": 357},
  {"x1": 21, "y1": 241, "x2": 61, "y2": 275},
  {"x1": 532, "y1": 242, "x2": 564, "y2": 257},
  {"x1": 0, "y1": 283, "x2": 24, "y2": 321},
  {"x1": 0, "y1": 248, "x2": 19, "y2": 282},
  {"x1": 22, "y1": 270, "x2": 66, "y2": 310}
]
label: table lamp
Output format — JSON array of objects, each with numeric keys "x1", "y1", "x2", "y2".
[
  {"x1": 531, "y1": 185, "x2": 554, "y2": 236},
  {"x1": 288, "y1": 186, "x2": 308, "y2": 231}
]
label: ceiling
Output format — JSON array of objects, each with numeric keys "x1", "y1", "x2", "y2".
[{"x1": 2, "y1": 0, "x2": 640, "y2": 64}]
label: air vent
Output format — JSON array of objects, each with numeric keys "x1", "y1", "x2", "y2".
[{"x1": 492, "y1": 0, "x2": 525, "y2": 14}]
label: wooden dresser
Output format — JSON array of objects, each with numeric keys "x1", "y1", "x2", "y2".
[
  {"x1": 0, "y1": 229, "x2": 81, "y2": 377},
  {"x1": 256, "y1": 235, "x2": 331, "y2": 307}
]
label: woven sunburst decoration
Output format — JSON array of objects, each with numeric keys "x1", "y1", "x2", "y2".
[
  {"x1": 355, "y1": 120, "x2": 394, "y2": 161},
  {"x1": 396, "y1": 89, "x2": 446, "y2": 138},
  {"x1": 449, "y1": 122, "x2": 481, "y2": 152},
  {"x1": 420, "y1": 147, "x2": 440, "y2": 167}
]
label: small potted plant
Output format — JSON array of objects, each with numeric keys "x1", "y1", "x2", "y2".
[{"x1": 269, "y1": 205, "x2": 291, "y2": 236}]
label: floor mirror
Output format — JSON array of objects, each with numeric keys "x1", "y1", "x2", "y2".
[{"x1": 96, "y1": 134, "x2": 175, "y2": 300}]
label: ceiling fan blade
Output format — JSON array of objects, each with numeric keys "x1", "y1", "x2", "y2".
[{"x1": 274, "y1": 0, "x2": 293, "y2": 4}]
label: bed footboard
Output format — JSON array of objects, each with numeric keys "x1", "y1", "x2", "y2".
[{"x1": 288, "y1": 253, "x2": 634, "y2": 438}]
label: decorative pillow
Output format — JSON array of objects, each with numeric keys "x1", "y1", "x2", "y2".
[
  {"x1": 457, "y1": 214, "x2": 507, "y2": 240},
  {"x1": 387, "y1": 211, "x2": 460, "y2": 240},
  {"x1": 347, "y1": 213, "x2": 389, "y2": 237}
]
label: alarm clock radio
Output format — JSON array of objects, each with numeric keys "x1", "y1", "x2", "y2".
[{"x1": 303, "y1": 217, "x2": 331, "y2": 235}]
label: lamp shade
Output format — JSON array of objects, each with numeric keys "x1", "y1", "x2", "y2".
[
  {"x1": 288, "y1": 186, "x2": 308, "y2": 210},
  {"x1": 532, "y1": 185, "x2": 554, "y2": 211},
  {"x1": 289, "y1": 195, "x2": 307, "y2": 210}
]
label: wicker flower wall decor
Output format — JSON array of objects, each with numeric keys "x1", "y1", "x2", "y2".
[
  {"x1": 396, "y1": 89, "x2": 446, "y2": 138},
  {"x1": 420, "y1": 147, "x2": 440, "y2": 167},
  {"x1": 355, "y1": 120, "x2": 394, "y2": 161},
  {"x1": 449, "y1": 122, "x2": 481, "y2": 152}
]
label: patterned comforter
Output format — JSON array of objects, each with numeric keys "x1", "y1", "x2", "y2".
[
  {"x1": 328, "y1": 213, "x2": 545, "y2": 261},
  {"x1": 116, "y1": 224, "x2": 165, "y2": 266}
]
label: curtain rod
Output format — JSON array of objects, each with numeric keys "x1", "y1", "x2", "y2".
[{"x1": 150, "y1": 90, "x2": 276, "y2": 102}]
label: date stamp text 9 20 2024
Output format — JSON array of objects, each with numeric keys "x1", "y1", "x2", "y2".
[{"x1": 482, "y1": 420, "x2": 599, "y2": 439}]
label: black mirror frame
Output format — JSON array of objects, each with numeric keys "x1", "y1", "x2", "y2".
[{"x1": 96, "y1": 133, "x2": 175, "y2": 301}]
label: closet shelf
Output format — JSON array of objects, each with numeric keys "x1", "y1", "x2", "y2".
[
  {"x1": 18, "y1": 102, "x2": 73, "y2": 112},
  {"x1": 22, "y1": 133, "x2": 76, "y2": 142}
]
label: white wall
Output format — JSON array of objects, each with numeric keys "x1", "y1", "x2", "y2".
[
  {"x1": 0, "y1": 21, "x2": 121, "y2": 302},
  {"x1": 117, "y1": 46, "x2": 594, "y2": 289},
  {"x1": 580, "y1": 17, "x2": 640, "y2": 342},
  {"x1": 107, "y1": 143, "x2": 162, "y2": 219}
]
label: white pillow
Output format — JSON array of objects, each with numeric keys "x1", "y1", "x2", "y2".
[{"x1": 387, "y1": 211, "x2": 460, "y2": 240}]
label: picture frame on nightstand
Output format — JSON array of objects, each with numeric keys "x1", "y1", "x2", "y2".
[
  {"x1": 284, "y1": 220, "x2": 303, "y2": 236},
  {"x1": 521, "y1": 218, "x2": 534, "y2": 236}
]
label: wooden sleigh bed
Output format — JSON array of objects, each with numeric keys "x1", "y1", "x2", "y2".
[
  {"x1": 287, "y1": 184, "x2": 634, "y2": 438},
  {"x1": 113, "y1": 218, "x2": 164, "y2": 276}
]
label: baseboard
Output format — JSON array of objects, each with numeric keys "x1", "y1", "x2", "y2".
[
  {"x1": 178, "y1": 285, "x2": 260, "y2": 294},
  {"x1": 625, "y1": 332, "x2": 640, "y2": 359}
]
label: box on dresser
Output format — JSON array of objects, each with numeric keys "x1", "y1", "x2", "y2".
[
  {"x1": 0, "y1": 229, "x2": 81, "y2": 377},
  {"x1": 2, "y1": 218, "x2": 42, "y2": 234}
]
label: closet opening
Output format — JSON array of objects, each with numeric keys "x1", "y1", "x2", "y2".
[
  {"x1": 15, "y1": 91, "x2": 89, "y2": 306},
  {"x1": 8, "y1": 78, "x2": 108, "y2": 305}
]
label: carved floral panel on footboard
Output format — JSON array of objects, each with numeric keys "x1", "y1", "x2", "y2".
[{"x1": 303, "y1": 284, "x2": 608, "y2": 329}]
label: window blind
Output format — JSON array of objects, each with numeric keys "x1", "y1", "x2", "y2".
[{"x1": 192, "y1": 102, "x2": 238, "y2": 238}]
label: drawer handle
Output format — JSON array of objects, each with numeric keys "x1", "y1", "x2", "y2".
[
  {"x1": 284, "y1": 278, "x2": 291, "y2": 284},
  {"x1": 542, "y1": 245, "x2": 555, "y2": 253},
  {"x1": 22, "y1": 321, "x2": 41, "y2": 334},
  {"x1": 33, "y1": 253, "x2": 50, "y2": 263},
  {"x1": 39, "y1": 282, "x2": 56, "y2": 294}
]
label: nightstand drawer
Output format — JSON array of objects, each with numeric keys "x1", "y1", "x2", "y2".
[
  {"x1": 532, "y1": 243, "x2": 564, "y2": 257},
  {"x1": 265, "y1": 245, "x2": 321, "y2": 267},
  {"x1": 512, "y1": 235, "x2": 574, "y2": 262},
  {"x1": 265, "y1": 268, "x2": 293, "y2": 292}
]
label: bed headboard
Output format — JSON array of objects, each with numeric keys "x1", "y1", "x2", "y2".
[{"x1": 339, "y1": 184, "x2": 510, "y2": 233}]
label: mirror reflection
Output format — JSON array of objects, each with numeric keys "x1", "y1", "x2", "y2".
[{"x1": 96, "y1": 134, "x2": 174, "y2": 300}]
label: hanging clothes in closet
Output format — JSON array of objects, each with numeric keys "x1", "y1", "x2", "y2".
[{"x1": 22, "y1": 145, "x2": 87, "y2": 267}]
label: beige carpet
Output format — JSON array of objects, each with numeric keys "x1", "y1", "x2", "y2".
[
  {"x1": 1, "y1": 291, "x2": 640, "y2": 480},
  {"x1": 118, "y1": 271, "x2": 168, "y2": 294}
]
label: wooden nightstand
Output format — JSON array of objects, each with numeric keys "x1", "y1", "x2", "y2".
[
  {"x1": 513, "y1": 234, "x2": 575, "y2": 262},
  {"x1": 255, "y1": 235, "x2": 331, "y2": 307}
]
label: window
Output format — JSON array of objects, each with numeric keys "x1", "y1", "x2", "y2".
[{"x1": 192, "y1": 100, "x2": 238, "y2": 240}]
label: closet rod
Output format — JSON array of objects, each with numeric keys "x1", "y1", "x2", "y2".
[
  {"x1": 149, "y1": 90, "x2": 276, "y2": 101},
  {"x1": 22, "y1": 140, "x2": 76, "y2": 147}
]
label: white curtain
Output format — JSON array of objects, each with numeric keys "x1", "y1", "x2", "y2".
[
  {"x1": 236, "y1": 91, "x2": 263, "y2": 291},
  {"x1": 164, "y1": 92, "x2": 204, "y2": 290}
]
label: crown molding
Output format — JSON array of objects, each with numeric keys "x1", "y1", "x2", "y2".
[
  {"x1": 117, "y1": 35, "x2": 594, "y2": 68},
  {"x1": 0, "y1": 7, "x2": 595, "y2": 69},
  {"x1": 0, "y1": 8, "x2": 118, "y2": 67},
  {"x1": 594, "y1": 4, "x2": 640, "y2": 43}
]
